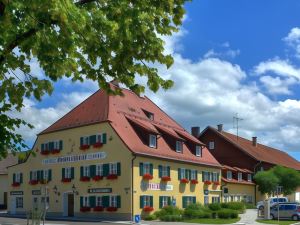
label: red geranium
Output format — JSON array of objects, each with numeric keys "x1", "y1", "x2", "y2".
[
  {"x1": 93, "y1": 206, "x2": 104, "y2": 211},
  {"x1": 80, "y1": 176, "x2": 90, "y2": 182},
  {"x1": 143, "y1": 173, "x2": 153, "y2": 180},
  {"x1": 107, "y1": 207, "x2": 117, "y2": 212},
  {"x1": 204, "y1": 180, "x2": 212, "y2": 185},
  {"x1": 29, "y1": 180, "x2": 38, "y2": 185},
  {"x1": 191, "y1": 179, "x2": 198, "y2": 184},
  {"x1": 107, "y1": 174, "x2": 118, "y2": 180},
  {"x1": 80, "y1": 207, "x2": 91, "y2": 212},
  {"x1": 61, "y1": 178, "x2": 72, "y2": 183},
  {"x1": 161, "y1": 176, "x2": 171, "y2": 182},
  {"x1": 93, "y1": 142, "x2": 103, "y2": 148},
  {"x1": 143, "y1": 206, "x2": 154, "y2": 212},
  {"x1": 80, "y1": 144, "x2": 90, "y2": 150},
  {"x1": 180, "y1": 178, "x2": 189, "y2": 184},
  {"x1": 41, "y1": 150, "x2": 50, "y2": 155},
  {"x1": 92, "y1": 175, "x2": 103, "y2": 181},
  {"x1": 12, "y1": 182, "x2": 20, "y2": 187}
]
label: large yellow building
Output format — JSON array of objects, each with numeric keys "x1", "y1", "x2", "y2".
[{"x1": 8, "y1": 83, "x2": 222, "y2": 220}]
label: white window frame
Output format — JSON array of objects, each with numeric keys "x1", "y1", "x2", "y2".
[
  {"x1": 176, "y1": 141, "x2": 183, "y2": 153},
  {"x1": 238, "y1": 172, "x2": 242, "y2": 181},
  {"x1": 110, "y1": 195, "x2": 117, "y2": 207},
  {"x1": 149, "y1": 134, "x2": 157, "y2": 148},
  {"x1": 209, "y1": 141, "x2": 215, "y2": 150},
  {"x1": 227, "y1": 171, "x2": 232, "y2": 180},
  {"x1": 109, "y1": 163, "x2": 118, "y2": 175},
  {"x1": 212, "y1": 172, "x2": 218, "y2": 182},
  {"x1": 96, "y1": 196, "x2": 102, "y2": 206},
  {"x1": 44, "y1": 142, "x2": 49, "y2": 150},
  {"x1": 212, "y1": 197, "x2": 220, "y2": 203},
  {"x1": 82, "y1": 136, "x2": 89, "y2": 145},
  {"x1": 15, "y1": 173, "x2": 21, "y2": 183},
  {"x1": 195, "y1": 146, "x2": 202, "y2": 157},
  {"x1": 143, "y1": 162, "x2": 151, "y2": 175},
  {"x1": 96, "y1": 133, "x2": 103, "y2": 143},
  {"x1": 32, "y1": 171, "x2": 38, "y2": 180},
  {"x1": 83, "y1": 196, "x2": 89, "y2": 207},
  {"x1": 143, "y1": 195, "x2": 151, "y2": 207},
  {"x1": 203, "y1": 171, "x2": 210, "y2": 181},
  {"x1": 181, "y1": 168, "x2": 186, "y2": 179},
  {"x1": 186, "y1": 196, "x2": 194, "y2": 206},
  {"x1": 96, "y1": 164, "x2": 103, "y2": 176},
  {"x1": 43, "y1": 170, "x2": 49, "y2": 180},
  {"x1": 191, "y1": 170, "x2": 197, "y2": 180},
  {"x1": 161, "y1": 166, "x2": 168, "y2": 177},
  {"x1": 53, "y1": 140, "x2": 60, "y2": 149},
  {"x1": 247, "y1": 174, "x2": 252, "y2": 182},
  {"x1": 65, "y1": 167, "x2": 72, "y2": 179},
  {"x1": 16, "y1": 197, "x2": 23, "y2": 208},
  {"x1": 83, "y1": 166, "x2": 90, "y2": 177},
  {"x1": 161, "y1": 196, "x2": 169, "y2": 207}
]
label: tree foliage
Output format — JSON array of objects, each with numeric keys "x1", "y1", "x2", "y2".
[
  {"x1": 254, "y1": 165, "x2": 300, "y2": 196},
  {"x1": 0, "y1": 0, "x2": 188, "y2": 158}
]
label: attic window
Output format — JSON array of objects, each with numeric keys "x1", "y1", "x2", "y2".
[
  {"x1": 149, "y1": 134, "x2": 157, "y2": 148},
  {"x1": 143, "y1": 110, "x2": 154, "y2": 120},
  {"x1": 195, "y1": 146, "x2": 202, "y2": 157},
  {"x1": 176, "y1": 141, "x2": 183, "y2": 153}
]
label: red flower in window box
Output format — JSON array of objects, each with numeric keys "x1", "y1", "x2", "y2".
[
  {"x1": 107, "y1": 207, "x2": 118, "y2": 212},
  {"x1": 204, "y1": 180, "x2": 212, "y2": 185},
  {"x1": 80, "y1": 176, "x2": 90, "y2": 182},
  {"x1": 107, "y1": 174, "x2": 118, "y2": 180},
  {"x1": 93, "y1": 142, "x2": 103, "y2": 148},
  {"x1": 143, "y1": 173, "x2": 153, "y2": 180},
  {"x1": 161, "y1": 176, "x2": 171, "y2": 182},
  {"x1": 61, "y1": 178, "x2": 72, "y2": 183},
  {"x1": 51, "y1": 149, "x2": 60, "y2": 154},
  {"x1": 29, "y1": 180, "x2": 38, "y2": 185},
  {"x1": 40, "y1": 179, "x2": 48, "y2": 184},
  {"x1": 180, "y1": 178, "x2": 189, "y2": 184},
  {"x1": 191, "y1": 179, "x2": 198, "y2": 184},
  {"x1": 92, "y1": 175, "x2": 103, "y2": 181},
  {"x1": 93, "y1": 206, "x2": 104, "y2": 211},
  {"x1": 12, "y1": 182, "x2": 20, "y2": 187},
  {"x1": 80, "y1": 207, "x2": 91, "y2": 212},
  {"x1": 213, "y1": 181, "x2": 220, "y2": 186},
  {"x1": 80, "y1": 144, "x2": 90, "y2": 150},
  {"x1": 143, "y1": 206, "x2": 154, "y2": 212},
  {"x1": 41, "y1": 150, "x2": 50, "y2": 155}
]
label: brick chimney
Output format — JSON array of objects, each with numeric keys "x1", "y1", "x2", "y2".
[
  {"x1": 252, "y1": 137, "x2": 257, "y2": 147},
  {"x1": 191, "y1": 127, "x2": 200, "y2": 138},
  {"x1": 217, "y1": 124, "x2": 223, "y2": 132}
]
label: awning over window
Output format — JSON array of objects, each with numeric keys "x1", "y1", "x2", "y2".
[{"x1": 126, "y1": 116, "x2": 160, "y2": 135}]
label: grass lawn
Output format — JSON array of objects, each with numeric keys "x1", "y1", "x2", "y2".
[
  {"x1": 257, "y1": 219, "x2": 299, "y2": 225},
  {"x1": 184, "y1": 217, "x2": 240, "y2": 224}
]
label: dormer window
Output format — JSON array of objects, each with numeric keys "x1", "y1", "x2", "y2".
[
  {"x1": 143, "y1": 110, "x2": 154, "y2": 120},
  {"x1": 208, "y1": 141, "x2": 215, "y2": 150},
  {"x1": 247, "y1": 174, "x2": 252, "y2": 182},
  {"x1": 238, "y1": 172, "x2": 242, "y2": 181},
  {"x1": 149, "y1": 134, "x2": 157, "y2": 148},
  {"x1": 195, "y1": 146, "x2": 202, "y2": 157},
  {"x1": 227, "y1": 171, "x2": 232, "y2": 180},
  {"x1": 176, "y1": 141, "x2": 183, "y2": 153}
]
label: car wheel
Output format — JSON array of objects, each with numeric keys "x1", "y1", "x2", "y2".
[
  {"x1": 270, "y1": 214, "x2": 274, "y2": 220},
  {"x1": 259, "y1": 206, "x2": 264, "y2": 210},
  {"x1": 292, "y1": 215, "x2": 299, "y2": 221}
]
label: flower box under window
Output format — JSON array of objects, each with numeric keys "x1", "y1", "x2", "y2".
[
  {"x1": 93, "y1": 206, "x2": 104, "y2": 211},
  {"x1": 12, "y1": 182, "x2": 20, "y2": 187},
  {"x1": 191, "y1": 179, "x2": 198, "y2": 184},
  {"x1": 213, "y1": 181, "x2": 220, "y2": 186},
  {"x1": 180, "y1": 178, "x2": 189, "y2": 184},
  {"x1": 80, "y1": 207, "x2": 91, "y2": 212},
  {"x1": 161, "y1": 176, "x2": 171, "y2": 182},
  {"x1": 80, "y1": 144, "x2": 90, "y2": 150},
  {"x1": 51, "y1": 149, "x2": 60, "y2": 154},
  {"x1": 29, "y1": 180, "x2": 38, "y2": 185},
  {"x1": 106, "y1": 207, "x2": 117, "y2": 212},
  {"x1": 143, "y1": 206, "x2": 154, "y2": 212},
  {"x1": 40, "y1": 179, "x2": 48, "y2": 184},
  {"x1": 61, "y1": 178, "x2": 72, "y2": 183},
  {"x1": 107, "y1": 174, "x2": 118, "y2": 180},
  {"x1": 80, "y1": 176, "x2": 90, "y2": 182},
  {"x1": 93, "y1": 142, "x2": 103, "y2": 148},
  {"x1": 143, "y1": 173, "x2": 153, "y2": 180},
  {"x1": 92, "y1": 175, "x2": 103, "y2": 181},
  {"x1": 41, "y1": 150, "x2": 50, "y2": 155},
  {"x1": 204, "y1": 180, "x2": 212, "y2": 185}
]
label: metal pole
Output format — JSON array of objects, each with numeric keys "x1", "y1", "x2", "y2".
[{"x1": 277, "y1": 190, "x2": 279, "y2": 225}]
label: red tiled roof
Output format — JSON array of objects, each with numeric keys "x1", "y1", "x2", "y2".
[
  {"x1": 207, "y1": 127, "x2": 300, "y2": 170},
  {"x1": 125, "y1": 116, "x2": 160, "y2": 135},
  {"x1": 222, "y1": 165, "x2": 237, "y2": 171},
  {"x1": 40, "y1": 85, "x2": 221, "y2": 167},
  {"x1": 222, "y1": 177, "x2": 255, "y2": 185}
]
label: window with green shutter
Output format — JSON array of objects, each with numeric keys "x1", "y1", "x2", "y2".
[
  {"x1": 103, "y1": 164, "x2": 109, "y2": 176},
  {"x1": 13, "y1": 173, "x2": 15, "y2": 183},
  {"x1": 140, "y1": 196, "x2": 144, "y2": 208},
  {"x1": 159, "y1": 196, "x2": 171, "y2": 208},
  {"x1": 117, "y1": 196, "x2": 121, "y2": 208},
  {"x1": 117, "y1": 162, "x2": 121, "y2": 176},
  {"x1": 89, "y1": 196, "x2": 96, "y2": 208},
  {"x1": 90, "y1": 165, "x2": 96, "y2": 177},
  {"x1": 178, "y1": 168, "x2": 181, "y2": 180},
  {"x1": 89, "y1": 135, "x2": 96, "y2": 145},
  {"x1": 102, "y1": 196, "x2": 109, "y2": 207},
  {"x1": 150, "y1": 163, "x2": 153, "y2": 176},
  {"x1": 48, "y1": 170, "x2": 52, "y2": 181},
  {"x1": 71, "y1": 167, "x2": 74, "y2": 179},
  {"x1": 158, "y1": 165, "x2": 162, "y2": 178},
  {"x1": 139, "y1": 163, "x2": 144, "y2": 176},
  {"x1": 59, "y1": 140, "x2": 63, "y2": 150},
  {"x1": 62, "y1": 168, "x2": 65, "y2": 179},
  {"x1": 182, "y1": 196, "x2": 187, "y2": 208},
  {"x1": 102, "y1": 133, "x2": 107, "y2": 144}
]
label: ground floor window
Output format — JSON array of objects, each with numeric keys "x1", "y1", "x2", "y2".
[
  {"x1": 109, "y1": 163, "x2": 118, "y2": 175},
  {"x1": 96, "y1": 196, "x2": 102, "y2": 206},
  {"x1": 159, "y1": 196, "x2": 171, "y2": 208},
  {"x1": 110, "y1": 196, "x2": 117, "y2": 207},
  {"x1": 212, "y1": 197, "x2": 220, "y2": 203},
  {"x1": 204, "y1": 196, "x2": 209, "y2": 205},
  {"x1": 82, "y1": 196, "x2": 89, "y2": 207},
  {"x1": 182, "y1": 196, "x2": 196, "y2": 208},
  {"x1": 96, "y1": 164, "x2": 103, "y2": 176},
  {"x1": 140, "y1": 195, "x2": 153, "y2": 208},
  {"x1": 230, "y1": 195, "x2": 234, "y2": 202},
  {"x1": 224, "y1": 195, "x2": 229, "y2": 202},
  {"x1": 16, "y1": 197, "x2": 23, "y2": 208}
]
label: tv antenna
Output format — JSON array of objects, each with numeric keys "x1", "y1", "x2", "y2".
[{"x1": 233, "y1": 113, "x2": 243, "y2": 140}]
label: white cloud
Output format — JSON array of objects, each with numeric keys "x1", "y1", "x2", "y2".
[
  {"x1": 283, "y1": 27, "x2": 300, "y2": 59},
  {"x1": 203, "y1": 43, "x2": 240, "y2": 59},
  {"x1": 259, "y1": 76, "x2": 297, "y2": 95}
]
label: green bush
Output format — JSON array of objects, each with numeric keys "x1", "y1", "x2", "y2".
[
  {"x1": 221, "y1": 202, "x2": 245, "y2": 213},
  {"x1": 208, "y1": 203, "x2": 222, "y2": 211},
  {"x1": 144, "y1": 214, "x2": 157, "y2": 221},
  {"x1": 217, "y1": 209, "x2": 239, "y2": 219},
  {"x1": 160, "y1": 215, "x2": 183, "y2": 221},
  {"x1": 244, "y1": 203, "x2": 256, "y2": 209},
  {"x1": 186, "y1": 203, "x2": 206, "y2": 211},
  {"x1": 154, "y1": 206, "x2": 183, "y2": 220},
  {"x1": 183, "y1": 203, "x2": 211, "y2": 219}
]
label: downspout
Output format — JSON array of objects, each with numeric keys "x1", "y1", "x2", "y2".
[
  {"x1": 131, "y1": 154, "x2": 137, "y2": 222},
  {"x1": 253, "y1": 161, "x2": 262, "y2": 204}
]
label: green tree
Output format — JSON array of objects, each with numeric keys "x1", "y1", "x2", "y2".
[
  {"x1": 0, "y1": 0, "x2": 188, "y2": 158},
  {"x1": 254, "y1": 170, "x2": 279, "y2": 195}
]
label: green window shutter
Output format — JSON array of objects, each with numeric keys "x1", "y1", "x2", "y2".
[
  {"x1": 59, "y1": 140, "x2": 63, "y2": 150},
  {"x1": 30, "y1": 171, "x2": 32, "y2": 180},
  {"x1": 195, "y1": 170, "x2": 198, "y2": 180},
  {"x1": 186, "y1": 169, "x2": 191, "y2": 180},
  {"x1": 202, "y1": 171, "x2": 205, "y2": 181},
  {"x1": 71, "y1": 167, "x2": 74, "y2": 179},
  {"x1": 13, "y1": 173, "x2": 15, "y2": 183},
  {"x1": 20, "y1": 173, "x2": 23, "y2": 183},
  {"x1": 217, "y1": 173, "x2": 220, "y2": 181},
  {"x1": 48, "y1": 170, "x2": 52, "y2": 181},
  {"x1": 139, "y1": 163, "x2": 144, "y2": 176},
  {"x1": 150, "y1": 196, "x2": 153, "y2": 207},
  {"x1": 37, "y1": 171, "x2": 40, "y2": 181},
  {"x1": 90, "y1": 165, "x2": 96, "y2": 177},
  {"x1": 167, "y1": 197, "x2": 171, "y2": 206},
  {"x1": 40, "y1": 170, "x2": 44, "y2": 181},
  {"x1": 182, "y1": 196, "x2": 187, "y2": 208},
  {"x1": 140, "y1": 196, "x2": 144, "y2": 208},
  {"x1": 49, "y1": 142, "x2": 54, "y2": 150},
  {"x1": 80, "y1": 197, "x2": 83, "y2": 208},
  {"x1": 159, "y1": 196, "x2": 163, "y2": 209},
  {"x1": 193, "y1": 197, "x2": 196, "y2": 204},
  {"x1": 102, "y1": 133, "x2": 107, "y2": 144},
  {"x1": 103, "y1": 196, "x2": 109, "y2": 207},
  {"x1": 89, "y1": 196, "x2": 96, "y2": 208},
  {"x1": 103, "y1": 164, "x2": 109, "y2": 176},
  {"x1": 117, "y1": 196, "x2": 121, "y2": 208},
  {"x1": 178, "y1": 168, "x2": 181, "y2": 180},
  {"x1": 117, "y1": 162, "x2": 121, "y2": 176},
  {"x1": 158, "y1": 165, "x2": 162, "y2": 178},
  {"x1": 62, "y1": 168, "x2": 65, "y2": 179},
  {"x1": 167, "y1": 166, "x2": 170, "y2": 177},
  {"x1": 89, "y1": 135, "x2": 96, "y2": 145},
  {"x1": 80, "y1": 137, "x2": 83, "y2": 146},
  {"x1": 41, "y1": 144, "x2": 45, "y2": 151},
  {"x1": 80, "y1": 166, "x2": 83, "y2": 178},
  {"x1": 150, "y1": 163, "x2": 153, "y2": 176}
]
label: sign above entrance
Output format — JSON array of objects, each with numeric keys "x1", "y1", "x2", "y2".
[
  {"x1": 88, "y1": 188, "x2": 112, "y2": 194},
  {"x1": 141, "y1": 182, "x2": 173, "y2": 191},
  {"x1": 42, "y1": 152, "x2": 107, "y2": 165},
  {"x1": 32, "y1": 190, "x2": 41, "y2": 195},
  {"x1": 10, "y1": 191, "x2": 23, "y2": 196}
]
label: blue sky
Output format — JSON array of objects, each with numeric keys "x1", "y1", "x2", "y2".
[{"x1": 16, "y1": 1, "x2": 300, "y2": 161}]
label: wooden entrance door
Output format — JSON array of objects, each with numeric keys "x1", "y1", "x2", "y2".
[{"x1": 67, "y1": 193, "x2": 74, "y2": 217}]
